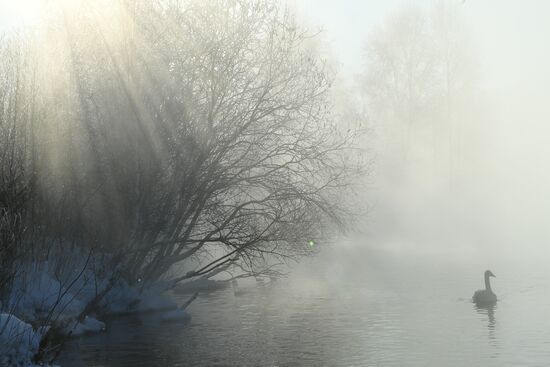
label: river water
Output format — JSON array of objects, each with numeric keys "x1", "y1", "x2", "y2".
[{"x1": 58, "y1": 251, "x2": 550, "y2": 366}]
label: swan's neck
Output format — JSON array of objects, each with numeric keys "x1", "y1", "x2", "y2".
[{"x1": 484, "y1": 274, "x2": 492, "y2": 291}]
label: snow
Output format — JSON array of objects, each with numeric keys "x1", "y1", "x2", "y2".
[
  {"x1": 0, "y1": 313, "x2": 46, "y2": 367},
  {"x1": 8, "y1": 260, "x2": 179, "y2": 325},
  {"x1": 10, "y1": 269, "x2": 85, "y2": 322},
  {"x1": 101, "y1": 281, "x2": 177, "y2": 314},
  {"x1": 1, "y1": 258, "x2": 187, "y2": 365},
  {"x1": 101, "y1": 280, "x2": 141, "y2": 314},
  {"x1": 62, "y1": 316, "x2": 105, "y2": 336}
]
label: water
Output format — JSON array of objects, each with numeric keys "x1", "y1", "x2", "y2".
[{"x1": 58, "y1": 255, "x2": 550, "y2": 366}]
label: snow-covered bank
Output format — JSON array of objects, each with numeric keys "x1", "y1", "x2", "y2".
[
  {"x1": 0, "y1": 313, "x2": 49, "y2": 367},
  {"x1": 1, "y1": 258, "x2": 189, "y2": 366},
  {"x1": 7, "y1": 260, "x2": 182, "y2": 324}
]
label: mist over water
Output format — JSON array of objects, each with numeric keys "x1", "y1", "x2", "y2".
[
  {"x1": 2, "y1": 0, "x2": 550, "y2": 366},
  {"x1": 59, "y1": 253, "x2": 550, "y2": 366}
]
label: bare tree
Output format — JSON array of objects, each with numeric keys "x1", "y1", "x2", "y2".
[
  {"x1": 122, "y1": 0, "x2": 361, "y2": 286},
  {"x1": 0, "y1": 34, "x2": 34, "y2": 306},
  {"x1": 361, "y1": 2, "x2": 476, "y2": 184},
  {"x1": 0, "y1": 0, "x2": 363, "y2": 322}
]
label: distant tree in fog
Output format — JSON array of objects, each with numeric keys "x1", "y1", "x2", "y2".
[{"x1": 361, "y1": 2, "x2": 477, "y2": 185}]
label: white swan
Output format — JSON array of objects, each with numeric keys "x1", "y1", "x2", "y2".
[{"x1": 473, "y1": 270, "x2": 497, "y2": 305}]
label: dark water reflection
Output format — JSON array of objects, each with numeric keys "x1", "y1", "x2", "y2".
[
  {"x1": 474, "y1": 303, "x2": 497, "y2": 343},
  {"x1": 58, "y1": 263, "x2": 550, "y2": 366},
  {"x1": 475, "y1": 303, "x2": 496, "y2": 329}
]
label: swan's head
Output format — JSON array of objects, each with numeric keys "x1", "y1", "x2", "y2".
[{"x1": 485, "y1": 270, "x2": 496, "y2": 278}]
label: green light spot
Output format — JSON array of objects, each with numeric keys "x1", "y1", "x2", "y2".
[{"x1": 308, "y1": 240, "x2": 315, "y2": 247}]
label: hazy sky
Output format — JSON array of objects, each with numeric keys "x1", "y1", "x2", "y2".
[
  {"x1": 289, "y1": 0, "x2": 550, "y2": 91},
  {"x1": 2, "y1": 0, "x2": 550, "y2": 90},
  {"x1": 290, "y1": 0, "x2": 432, "y2": 76}
]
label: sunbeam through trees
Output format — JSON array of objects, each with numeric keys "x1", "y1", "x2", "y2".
[{"x1": 0, "y1": 1, "x2": 363, "y2": 364}]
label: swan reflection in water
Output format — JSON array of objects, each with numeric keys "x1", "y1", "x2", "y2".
[{"x1": 475, "y1": 303, "x2": 497, "y2": 342}]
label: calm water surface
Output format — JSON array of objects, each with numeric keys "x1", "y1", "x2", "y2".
[{"x1": 58, "y1": 258, "x2": 550, "y2": 366}]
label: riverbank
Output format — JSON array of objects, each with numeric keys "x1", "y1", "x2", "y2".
[{"x1": 0, "y1": 257, "x2": 188, "y2": 366}]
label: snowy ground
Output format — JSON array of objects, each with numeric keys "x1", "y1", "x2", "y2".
[
  {"x1": 0, "y1": 313, "x2": 48, "y2": 367},
  {"x1": 1, "y1": 257, "x2": 189, "y2": 366}
]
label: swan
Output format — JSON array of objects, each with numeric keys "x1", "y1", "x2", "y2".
[{"x1": 473, "y1": 270, "x2": 497, "y2": 305}]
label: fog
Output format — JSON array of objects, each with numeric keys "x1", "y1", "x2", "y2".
[
  {"x1": 288, "y1": 0, "x2": 550, "y2": 271},
  {"x1": 2, "y1": 1, "x2": 550, "y2": 365}
]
